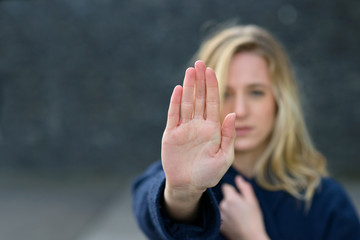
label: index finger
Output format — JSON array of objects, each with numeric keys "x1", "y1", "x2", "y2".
[
  {"x1": 221, "y1": 183, "x2": 238, "y2": 200},
  {"x1": 235, "y1": 176, "x2": 257, "y2": 202},
  {"x1": 205, "y1": 67, "x2": 220, "y2": 122}
]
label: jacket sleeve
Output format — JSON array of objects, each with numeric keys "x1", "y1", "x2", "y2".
[{"x1": 132, "y1": 161, "x2": 222, "y2": 240}]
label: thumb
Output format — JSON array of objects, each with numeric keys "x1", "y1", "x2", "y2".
[{"x1": 220, "y1": 112, "x2": 236, "y2": 163}]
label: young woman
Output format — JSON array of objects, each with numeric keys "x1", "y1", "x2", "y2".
[{"x1": 132, "y1": 25, "x2": 360, "y2": 240}]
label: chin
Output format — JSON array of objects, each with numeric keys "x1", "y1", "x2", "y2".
[
  {"x1": 234, "y1": 141, "x2": 258, "y2": 152},
  {"x1": 234, "y1": 136, "x2": 270, "y2": 154}
]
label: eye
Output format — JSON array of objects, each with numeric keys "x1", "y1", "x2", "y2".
[
  {"x1": 224, "y1": 91, "x2": 232, "y2": 99},
  {"x1": 250, "y1": 90, "x2": 265, "y2": 97}
]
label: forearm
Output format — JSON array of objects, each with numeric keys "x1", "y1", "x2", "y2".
[
  {"x1": 132, "y1": 163, "x2": 168, "y2": 238},
  {"x1": 133, "y1": 162, "x2": 222, "y2": 239}
]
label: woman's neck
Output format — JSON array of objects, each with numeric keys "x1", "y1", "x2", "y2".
[{"x1": 232, "y1": 143, "x2": 267, "y2": 178}]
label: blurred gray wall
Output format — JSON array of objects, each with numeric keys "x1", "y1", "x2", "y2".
[{"x1": 0, "y1": 0, "x2": 359, "y2": 176}]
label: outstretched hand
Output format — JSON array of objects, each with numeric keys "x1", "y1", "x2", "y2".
[{"x1": 161, "y1": 61, "x2": 236, "y2": 221}]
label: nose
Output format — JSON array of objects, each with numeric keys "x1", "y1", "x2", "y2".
[{"x1": 235, "y1": 95, "x2": 248, "y2": 118}]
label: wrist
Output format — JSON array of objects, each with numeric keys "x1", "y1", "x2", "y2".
[
  {"x1": 243, "y1": 231, "x2": 270, "y2": 240},
  {"x1": 164, "y1": 182, "x2": 205, "y2": 222},
  {"x1": 165, "y1": 184, "x2": 205, "y2": 202},
  {"x1": 164, "y1": 178, "x2": 206, "y2": 201}
]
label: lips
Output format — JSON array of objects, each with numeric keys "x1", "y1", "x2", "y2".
[{"x1": 235, "y1": 127, "x2": 252, "y2": 136}]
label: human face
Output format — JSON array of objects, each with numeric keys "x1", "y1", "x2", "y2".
[{"x1": 220, "y1": 52, "x2": 276, "y2": 153}]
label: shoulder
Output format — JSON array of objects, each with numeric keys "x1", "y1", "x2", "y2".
[
  {"x1": 310, "y1": 177, "x2": 360, "y2": 238},
  {"x1": 317, "y1": 177, "x2": 346, "y2": 196},
  {"x1": 315, "y1": 177, "x2": 352, "y2": 204},
  {"x1": 308, "y1": 177, "x2": 360, "y2": 239},
  {"x1": 310, "y1": 177, "x2": 360, "y2": 222},
  {"x1": 312, "y1": 177, "x2": 355, "y2": 211}
]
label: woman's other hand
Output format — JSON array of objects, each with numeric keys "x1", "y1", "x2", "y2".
[{"x1": 220, "y1": 176, "x2": 269, "y2": 240}]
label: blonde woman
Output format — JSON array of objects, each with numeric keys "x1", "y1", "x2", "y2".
[{"x1": 132, "y1": 25, "x2": 360, "y2": 240}]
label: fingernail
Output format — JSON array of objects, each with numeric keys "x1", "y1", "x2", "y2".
[
  {"x1": 222, "y1": 183, "x2": 231, "y2": 191},
  {"x1": 222, "y1": 183, "x2": 229, "y2": 188}
]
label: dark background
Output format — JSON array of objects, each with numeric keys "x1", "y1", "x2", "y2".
[{"x1": 1, "y1": 0, "x2": 359, "y2": 177}]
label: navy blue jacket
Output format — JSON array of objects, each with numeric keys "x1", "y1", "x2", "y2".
[{"x1": 132, "y1": 161, "x2": 360, "y2": 240}]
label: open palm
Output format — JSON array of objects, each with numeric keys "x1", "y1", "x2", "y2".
[{"x1": 162, "y1": 61, "x2": 236, "y2": 193}]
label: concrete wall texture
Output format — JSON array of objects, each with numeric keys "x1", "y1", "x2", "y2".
[{"x1": 0, "y1": 0, "x2": 359, "y2": 176}]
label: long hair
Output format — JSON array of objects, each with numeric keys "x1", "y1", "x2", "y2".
[{"x1": 195, "y1": 24, "x2": 328, "y2": 203}]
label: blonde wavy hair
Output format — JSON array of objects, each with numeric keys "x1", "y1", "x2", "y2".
[{"x1": 195, "y1": 24, "x2": 328, "y2": 203}]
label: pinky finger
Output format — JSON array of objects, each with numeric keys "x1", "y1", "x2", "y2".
[{"x1": 166, "y1": 85, "x2": 182, "y2": 129}]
